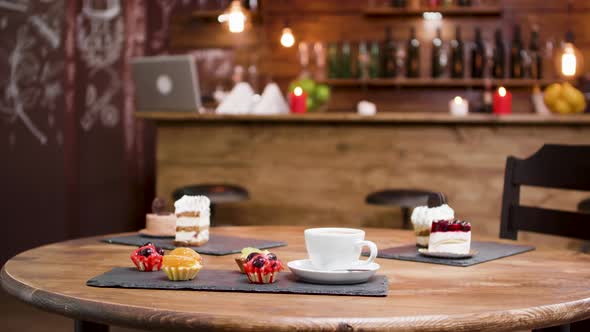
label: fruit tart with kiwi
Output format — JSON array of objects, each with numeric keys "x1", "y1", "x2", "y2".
[
  {"x1": 235, "y1": 247, "x2": 269, "y2": 273},
  {"x1": 130, "y1": 242, "x2": 165, "y2": 272},
  {"x1": 162, "y1": 248, "x2": 203, "y2": 281},
  {"x1": 243, "y1": 252, "x2": 283, "y2": 284}
]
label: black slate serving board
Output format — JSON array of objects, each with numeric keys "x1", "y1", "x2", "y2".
[
  {"x1": 364, "y1": 241, "x2": 535, "y2": 267},
  {"x1": 102, "y1": 234, "x2": 287, "y2": 256},
  {"x1": 87, "y1": 268, "x2": 388, "y2": 297}
]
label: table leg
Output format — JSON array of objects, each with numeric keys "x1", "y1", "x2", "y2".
[
  {"x1": 533, "y1": 323, "x2": 570, "y2": 332},
  {"x1": 75, "y1": 320, "x2": 109, "y2": 332}
]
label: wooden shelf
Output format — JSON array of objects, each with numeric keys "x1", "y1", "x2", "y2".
[
  {"x1": 135, "y1": 112, "x2": 590, "y2": 126},
  {"x1": 364, "y1": 6, "x2": 502, "y2": 17},
  {"x1": 317, "y1": 78, "x2": 555, "y2": 89},
  {"x1": 191, "y1": 10, "x2": 223, "y2": 19}
]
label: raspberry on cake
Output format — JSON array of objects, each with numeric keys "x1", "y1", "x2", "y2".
[
  {"x1": 243, "y1": 252, "x2": 283, "y2": 284},
  {"x1": 130, "y1": 242, "x2": 165, "y2": 272},
  {"x1": 173, "y1": 195, "x2": 210, "y2": 247},
  {"x1": 428, "y1": 220, "x2": 471, "y2": 254},
  {"x1": 235, "y1": 247, "x2": 270, "y2": 273}
]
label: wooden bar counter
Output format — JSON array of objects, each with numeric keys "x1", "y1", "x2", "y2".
[{"x1": 137, "y1": 112, "x2": 590, "y2": 247}]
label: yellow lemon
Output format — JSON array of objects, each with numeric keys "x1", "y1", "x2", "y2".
[
  {"x1": 551, "y1": 99, "x2": 573, "y2": 114},
  {"x1": 543, "y1": 83, "x2": 562, "y2": 107},
  {"x1": 562, "y1": 84, "x2": 587, "y2": 113}
]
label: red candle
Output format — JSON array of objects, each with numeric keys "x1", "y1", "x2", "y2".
[
  {"x1": 493, "y1": 86, "x2": 512, "y2": 115},
  {"x1": 289, "y1": 87, "x2": 307, "y2": 114}
]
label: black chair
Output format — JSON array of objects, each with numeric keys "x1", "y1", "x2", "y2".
[
  {"x1": 172, "y1": 184, "x2": 249, "y2": 225},
  {"x1": 579, "y1": 198, "x2": 590, "y2": 213},
  {"x1": 366, "y1": 189, "x2": 437, "y2": 229},
  {"x1": 499, "y1": 144, "x2": 590, "y2": 332},
  {"x1": 499, "y1": 144, "x2": 590, "y2": 241}
]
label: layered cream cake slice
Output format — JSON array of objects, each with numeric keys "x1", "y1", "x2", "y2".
[
  {"x1": 173, "y1": 195, "x2": 211, "y2": 247},
  {"x1": 428, "y1": 220, "x2": 471, "y2": 254}
]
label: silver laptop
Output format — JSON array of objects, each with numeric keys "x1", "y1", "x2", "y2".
[{"x1": 131, "y1": 55, "x2": 202, "y2": 111}]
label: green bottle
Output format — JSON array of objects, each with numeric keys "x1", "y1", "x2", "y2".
[
  {"x1": 327, "y1": 42, "x2": 339, "y2": 78},
  {"x1": 357, "y1": 41, "x2": 369, "y2": 79},
  {"x1": 369, "y1": 41, "x2": 381, "y2": 78},
  {"x1": 340, "y1": 41, "x2": 352, "y2": 78}
]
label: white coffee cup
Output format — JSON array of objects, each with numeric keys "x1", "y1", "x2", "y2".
[{"x1": 304, "y1": 227, "x2": 378, "y2": 270}]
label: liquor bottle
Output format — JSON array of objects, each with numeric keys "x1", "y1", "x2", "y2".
[
  {"x1": 510, "y1": 25, "x2": 524, "y2": 78},
  {"x1": 481, "y1": 79, "x2": 493, "y2": 113},
  {"x1": 391, "y1": 0, "x2": 407, "y2": 7},
  {"x1": 369, "y1": 41, "x2": 381, "y2": 78},
  {"x1": 431, "y1": 28, "x2": 444, "y2": 78},
  {"x1": 381, "y1": 26, "x2": 397, "y2": 78},
  {"x1": 450, "y1": 26, "x2": 464, "y2": 78},
  {"x1": 492, "y1": 29, "x2": 505, "y2": 79},
  {"x1": 457, "y1": 0, "x2": 472, "y2": 6},
  {"x1": 406, "y1": 27, "x2": 420, "y2": 78},
  {"x1": 340, "y1": 41, "x2": 353, "y2": 78},
  {"x1": 471, "y1": 27, "x2": 485, "y2": 78},
  {"x1": 327, "y1": 42, "x2": 339, "y2": 78},
  {"x1": 529, "y1": 29, "x2": 542, "y2": 79},
  {"x1": 357, "y1": 41, "x2": 369, "y2": 79}
]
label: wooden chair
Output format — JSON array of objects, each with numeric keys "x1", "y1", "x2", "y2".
[
  {"x1": 499, "y1": 144, "x2": 590, "y2": 332},
  {"x1": 500, "y1": 144, "x2": 590, "y2": 241}
]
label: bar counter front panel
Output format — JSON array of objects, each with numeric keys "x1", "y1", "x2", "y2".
[{"x1": 140, "y1": 112, "x2": 590, "y2": 249}]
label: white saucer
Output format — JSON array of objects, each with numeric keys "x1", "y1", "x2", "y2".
[
  {"x1": 418, "y1": 248, "x2": 478, "y2": 259},
  {"x1": 287, "y1": 259, "x2": 380, "y2": 285}
]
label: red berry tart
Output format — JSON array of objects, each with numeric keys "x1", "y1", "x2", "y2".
[
  {"x1": 243, "y1": 252, "x2": 283, "y2": 284},
  {"x1": 130, "y1": 242, "x2": 165, "y2": 272}
]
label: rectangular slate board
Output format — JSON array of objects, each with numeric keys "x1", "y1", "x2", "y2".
[
  {"x1": 87, "y1": 268, "x2": 388, "y2": 297},
  {"x1": 102, "y1": 234, "x2": 287, "y2": 256},
  {"x1": 364, "y1": 241, "x2": 535, "y2": 267}
]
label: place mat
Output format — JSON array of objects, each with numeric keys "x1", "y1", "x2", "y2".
[
  {"x1": 102, "y1": 234, "x2": 287, "y2": 256},
  {"x1": 364, "y1": 241, "x2": 535, "y2": 267},
  {"x1": 87, "y1": 267, "x2": 388, "y2": 297}
]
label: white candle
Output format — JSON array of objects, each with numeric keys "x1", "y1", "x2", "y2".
[{"x1": 449, "y1": 96, "x2": 469, "y2": 116}]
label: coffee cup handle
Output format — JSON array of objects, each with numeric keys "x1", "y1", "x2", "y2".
[{"x1": 356, "y1": 240, "x2": 378, "y2": 265}]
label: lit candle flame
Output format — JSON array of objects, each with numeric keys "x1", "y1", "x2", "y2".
[
  {"x1": 294, "y1": 87, "x2": 303, "y2": 96},
  {"x1": 498, "y1": 86, "x2": 507, "y2": 97},
  {"x1": 454, "y1": 96, "x2": 463, "y2": 104}
]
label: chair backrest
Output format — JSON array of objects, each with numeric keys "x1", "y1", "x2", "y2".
[{"x1": 499, "y1": 144, "x2": 590, "y2": 240}]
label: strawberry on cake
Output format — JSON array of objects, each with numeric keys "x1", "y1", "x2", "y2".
[{"x1": 428, "y1": 220, "x2": 471, "y2": 254}]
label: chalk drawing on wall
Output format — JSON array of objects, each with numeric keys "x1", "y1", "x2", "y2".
[
  {"x1": 0, "y1": 0, "x2": 64, "y2": 146},
  {"x1": 80, "y1": 67, "x2": 121, "y2": 131},
  {"x1": 150, "y1": 0, "x2": 177, "y2": 51},
  {"x1": 77, "y1": 0, "x2": 124, "y2": 131}
]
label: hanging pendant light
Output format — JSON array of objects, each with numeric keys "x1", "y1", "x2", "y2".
[
  {"x1": 280, "y1": 21, "x2": 295, "y2": 48},
  {"x1": 554, "y1": 1, "x2": 584, "y2": 79},
  {"x1": 218, "y1": 0, "x2": 248, "y2": 33},
  {"x1": 555, "y1": 31, "x2": 584, "y2": 79}
]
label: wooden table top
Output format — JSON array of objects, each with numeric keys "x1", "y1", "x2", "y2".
[{"x1": 3, "y1": 226, "x2": 590, "y2": 331}]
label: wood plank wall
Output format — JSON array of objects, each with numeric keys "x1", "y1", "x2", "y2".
[
  {"x1": 170, "y1": 0, "x2": 590, "y2": 113},
  {"x1": 156, "y1": 122, "x2": 590, "y2": 249}
]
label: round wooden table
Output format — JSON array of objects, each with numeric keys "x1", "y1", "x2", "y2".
[{"x1": 3, "y1": 226, "x2": 590, "y2": 331}]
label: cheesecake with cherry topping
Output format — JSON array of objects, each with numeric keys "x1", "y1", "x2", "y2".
[{"x1": 428, "y1": 220, "x2": 471, "y2": 254}]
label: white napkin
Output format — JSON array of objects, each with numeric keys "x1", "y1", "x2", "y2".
[
  {"x1": 252, "y1": 83, "x2": 289, "y2": 115},
  {"x1": 216, "y1": 82, "x2": 255, "y2": 114}
]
